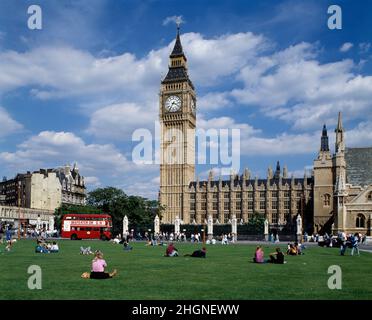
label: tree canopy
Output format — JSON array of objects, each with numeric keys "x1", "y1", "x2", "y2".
[{"x1": 87, "y1": 187, "x2": 164, "y2": 235}]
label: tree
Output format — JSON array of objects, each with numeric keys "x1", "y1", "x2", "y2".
[
  {"x1": 247, "y1": 212, "x2": 265, "y2": 234},
  {"x1": 87, "y1": 187, "x2": 161, "y2": 236},
  {"x1": 54, "y1": 203, "x2": 102, "y2": 230}
]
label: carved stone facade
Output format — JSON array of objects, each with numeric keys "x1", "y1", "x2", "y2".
[
  {"x1": 0, "y1": 163, "x2": 86, "y2": 211},
  {"x1": 159, "y1": 27, "x2": 196, "y2": 223},
  {"x1": 53, "y1": 163, "x2": 86, "y2": 206},
  {"x1": 187, "y1": 166, "x2": 313, "y2": 231},
  {"x1": 159, "y1": 30, "x2": 372, "y2": 234},
  {"x1": 313, "y1": 113, "x2": 372, "y2": 234}
]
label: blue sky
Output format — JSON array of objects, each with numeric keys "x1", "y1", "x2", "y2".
[{"x1": 0, "y1": 0, "x2": 371, "y2": 199}]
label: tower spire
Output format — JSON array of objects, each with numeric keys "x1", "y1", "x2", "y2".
[
  {"x1": 162, "y1": 25, "x2": 193, "y2": 88},
  {"x1": 170, "y1": 24, "x2": 185, "y2": 59},
  {"x1": 335, "y1": 111, "x2": 345, "y2": 153},
  {"x1": 320, "y1": 124, "x2": 330, "y2": 152},
  {"x1": 336, "y1": 111, "x2": 343, "y2": 131},
  {"x1": 274, "y1": 161, "x2": 281, "y2": 179}
]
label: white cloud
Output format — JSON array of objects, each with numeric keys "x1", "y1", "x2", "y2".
[
  {"x1": 162, "y1": 15, "x2": 185, "y2": 26},
  {"x1": 359, "y1": 42, "x2": 371, "y2": 54},
  {"x1": 84, "y1": 176, "x2": 101, "y2": 187},
  {"x1": 0, "y1": 131, "x2": 131, "y2": 175},
  {"x1": 0, "y1": 107, "x2": 23, "y2": 137},
  {"x1": 87, "y1": 102, "x2": 156, "y2": 140},
  {"x1": 197, "y1": 92, "x2": 231, "y2": 111},
  {"x1": 340, "y1": 42, "x2": 353, "y2": 52},
  {"x1": 231, "y1": 42, "x2": 372, "y2": 130}
]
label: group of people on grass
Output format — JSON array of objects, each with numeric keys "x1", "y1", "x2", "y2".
[
  {"x1": 286, "y1": 242, "x2": 304, "y2": 255},
  {"x1": 164, "y1": 242, "x2": 206, "y2": 258},
  {"x1": 35, "y1": 239, "x2": 59, "y2": 253},
  {"x1": 339, "y1": 232, "x2": 361, "y2": 256},
  {"x1": 253, "y1": 246, "x2": 285, "y2": 264}
]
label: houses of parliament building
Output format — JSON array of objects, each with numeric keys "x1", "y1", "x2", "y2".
[{"x1": 159, "y1": 28, "x2": 372, "y2": 235}]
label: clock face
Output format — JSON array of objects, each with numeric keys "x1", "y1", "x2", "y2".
[{"x1": 165, "y1": 95, "x2": 181, "y2": 112}]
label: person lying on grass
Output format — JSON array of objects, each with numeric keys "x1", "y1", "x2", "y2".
[
  {"x1": 81, "y1": 250, "x2": 117, "y2": 279},
  {"x1": 184, "y1": 247, "x2": 206, "y2": 258}
]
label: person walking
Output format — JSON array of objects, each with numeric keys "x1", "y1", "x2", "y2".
[{"x1": 351, "y1": 233, "x2": 360, "y2": 256}]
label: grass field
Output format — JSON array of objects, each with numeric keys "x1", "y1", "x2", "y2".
[{"x1": 1, "y1": 239, "x2": 371, "y2": 300}]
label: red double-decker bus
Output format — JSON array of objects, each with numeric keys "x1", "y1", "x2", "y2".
[{"x1": 61, "y1": 214, "x2": 112, "y2": 240}]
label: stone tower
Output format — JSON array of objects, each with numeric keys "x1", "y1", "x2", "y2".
[
  {"x1": 333, "y1": 112, "x2": 346, "y2": 182},
  {"x1": 159, "y1": 26, "x2": 196, "y2": 224},
  {"x1": 313, "y1": 124, "x2": 334, "y2": 232}
]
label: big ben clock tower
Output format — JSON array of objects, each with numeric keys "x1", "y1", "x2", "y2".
[{"x1": 159, "y1": 26, "x2": 196, "y2": 224}]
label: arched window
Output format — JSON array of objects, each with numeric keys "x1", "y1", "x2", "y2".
[
  {"x1": 368, "y1": 192, "x2": 372, "y2": 201},
  {"x1": 324, "y1": 194, "x2": 331, "y2": 207},
  {"x1": 356, "y1": 214, "x2": 365, "y2": 228}
]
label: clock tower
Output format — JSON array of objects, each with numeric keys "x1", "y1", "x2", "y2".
[{"x1": 159, "y1": 26, "x2": 196, "y2": 224}]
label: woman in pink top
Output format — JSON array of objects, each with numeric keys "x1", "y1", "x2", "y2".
[
  {"x1": 81, "y1": 251, "x2": 117, "y2": 279},
  {"x1": 253, "y1": 246, "x2": 264, "y2": 263}
]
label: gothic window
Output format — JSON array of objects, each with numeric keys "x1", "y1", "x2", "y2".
[
  {"x1": 212, "y1": 193, "x2": 218, "y2": 199},
  {"x1": 356, "y1": 214, "x2": 365, "y2": 228},
  {"x1": 236, "y1": 202, "x2": 241, "y2": 210},
  {"x1": 272, "y1": 191, "x2": 278, "y2": 198},
  {"x1": 247, "y1": 192, "x2": 253, "y2": 199},
  {"x1": 297, "y1": 191, "x2": 302, "y2": 198},
  {"x1": 248, "y1": 202, "x2": 253, "y2": 210},
  {"x1": 324, "y1": 194, "x2": 331, "y2": 207},
  {"x1": 284, "y1": 200, "x2": 290, "y2": 210},
  {"x1": 260, "y1": 201, "x2": 265, "y2": 210},
  {"x1": 284, "y1": 191, "x2": 290, "y2": 198},
  {"x1": 224, "y1": 193, "x2": 229, "y2": 199},
  {"x1": 201, "y1": 202, "x2": 207, "y2": 210},
  {"x1": 190, "y1": 203, "x2": 195, "y2": 211},
  {"x1": 368, "y1": 192, "x2": 372, "y2": 201},
  {"x1": 201, "y1": 193, "x2": 207, "y2": 200},
  {"x1": 224, "y1": 202, "x2": 229, "y2": 211},
  {"x1": 190, "y1": 193, "x2": 195, "y2": 200},
  {"x1": 212, "y1": 202, "x2": 218, "y2": 211},
  {"x1": 236, "y1": 193, "x2": 241, "y2": 199},
  {"x1": 260, "y1": 191, "x2": 265, "y2": 198},
  {"x1": 272, "y1": 201, "x2": 278, "y2": 210},
  {"x1": 272, "y1": 212, "x2": 279, "y2": 224}
]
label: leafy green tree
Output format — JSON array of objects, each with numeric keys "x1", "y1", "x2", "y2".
[
  {"x1": 247, "y1": 212, "x2": 265, "y2": 233},
  {"x1": 54, "y1": 204, "x2": 102, "y2": 230},
  {"x1": 87, "y1": 187, "x2": 161, "y2": 236}
]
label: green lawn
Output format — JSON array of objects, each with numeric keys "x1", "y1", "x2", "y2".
[{"x1": 0, "y1": 239, "x2": 371, "y2": 300}]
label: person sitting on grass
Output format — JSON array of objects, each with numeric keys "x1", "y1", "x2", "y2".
[
  {"x1": 50, "y1": 241, "x2": 59, "y2": 253},
  {"x1": 287, "y1": 243, "x2": 298, "y2": 256},
  {"x1": 268, "y1": 248, "x2": 285, "y2": 264},
  {"x1": 164, "y1": 242, "x2": 178, "y2": 257},
  {"x1": 35, "y1": 240, "x2": 49, "y2": 253},
  {"x1": 184, "y1": 247, "x2": 206, "y2": 258},
  {"x1": 294, "y1": 242, "x2": 304, "y2": 255},
  {"x1": 123, "y1": 241, "x2": 133, "y2": 251},
  {"x1": 81, "y1": 250, "x2": 117, "y2": 279},
  {"x1": 253, "y1": 246, "x2": 264, "y2": 263}
]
